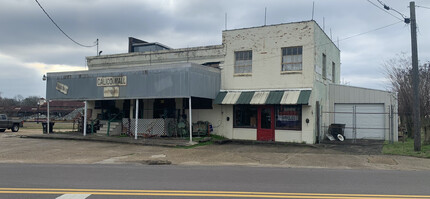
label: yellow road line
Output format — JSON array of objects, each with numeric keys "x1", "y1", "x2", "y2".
[{"x1": 0, "y1": 188, "x2": 429, "y2": 198}]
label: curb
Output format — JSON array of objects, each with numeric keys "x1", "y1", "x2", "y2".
[
  {"x1": 19, "y1": 135, "x2": 188, "y2": 148},
  {"x1": 214, "y1": 139, "x2": 318, "y2": 148}
]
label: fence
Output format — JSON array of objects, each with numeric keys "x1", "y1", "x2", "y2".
[
  {"x1": 319, "y1": 104, "x2": 396, "y2": 143},
  {"x1": 122, "y1": 118, "x2": 188, "y2": 138}
]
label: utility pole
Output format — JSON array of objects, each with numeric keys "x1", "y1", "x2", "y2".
[{"x1": 410, "y1": 1, "x2": 421, "y2": 151}]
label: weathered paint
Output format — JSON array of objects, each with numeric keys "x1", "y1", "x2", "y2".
[{"x1": 46, "y1": 63, "x2": 220, "y2": 100}]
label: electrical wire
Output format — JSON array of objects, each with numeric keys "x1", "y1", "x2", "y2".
[
  {"x1": 367, "y1": 0, "x2": 404, "y2": 21},
  {"x1": 416, "y1": 5, "x2": 430, "y2": 10},
  {"x1": 191, "y1": 21, "x2": 405, "y2": 70},
  {"x1": 35, "y1": 0, "x2": 97, "y2": 48},
  {"x1": 337, "y1": 21, "x2": 403, "y2": 42},
  {"x1": 376, "y1": 0, "x2": 408, "y2": 19}
]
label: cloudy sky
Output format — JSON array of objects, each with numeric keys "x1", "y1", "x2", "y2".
[{"x1": 1, "y1": 0, "x2": 429, "y2": 98}]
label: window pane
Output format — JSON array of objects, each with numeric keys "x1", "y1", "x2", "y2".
[
  {"x1": 234, "y1": 105, "x2": 257, "y2": 128},
  {"x1": 235, "y1": 51, "x2": 252, "y2": 74},
  {"x1": 281, "y1": 47, "x2": 302, "y2": 71},
  {"x1": 275, "y1": 105, "x2": 301, "y2": 130},
  {"x1": 292, "y1": 47, "x2": 297, "y2": 55},
  {"x1": 261, "y1": 107, "x2": 272, "y2": 129}
]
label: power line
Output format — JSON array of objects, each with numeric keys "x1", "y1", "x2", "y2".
[
  {"x1": 338, "y1": 21, "x2": 403, "y2": 42},
  {"x1": 35, "y1": 0, "x2": 96, "y2": 48},
  {"x1": 376, "y1": 0, "x2": 408, "y2": 19},
  {"x1": 366, "y1": 0, "x2": 404, "y2": 21},
  {"x1": 416, "y1": 5, "x2": 430, "y2": 10},
  {"x1": 207, "y1": 21, "x2": 404, "y2": 69}
]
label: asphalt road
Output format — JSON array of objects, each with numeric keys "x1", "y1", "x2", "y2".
[{"x1": 1, "y1": 163, "x2": 430, "y2": 199}]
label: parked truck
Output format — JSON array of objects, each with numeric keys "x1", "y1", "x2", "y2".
[{"x1": 0, "y1": 114, "x2": 23, "y2": 132}]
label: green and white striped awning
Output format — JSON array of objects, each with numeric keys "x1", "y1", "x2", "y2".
[{"x1": 213, "y1": 90, "x2": 311, "y2": 105}]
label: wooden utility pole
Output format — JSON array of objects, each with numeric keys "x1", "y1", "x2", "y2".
[{"x1": 410, "y1": 1, "x2": 421, "y2": 151}]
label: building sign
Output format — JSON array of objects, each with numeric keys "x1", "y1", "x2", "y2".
[
  {"x1": 97, "y1": 76, "x2": 127, "y2": 87},
  {"x1": 104, "y1": 87, "x2": 120, "y2": 98},
  {"x1": 56, "y1": 82, "x2": 69, "y2": 95}
]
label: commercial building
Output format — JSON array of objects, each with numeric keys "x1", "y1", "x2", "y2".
[{"x1": 45, "y1": 20, "x2": 398, "y2": 144}]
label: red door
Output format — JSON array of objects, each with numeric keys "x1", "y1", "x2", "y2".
[{"x1": 257, "y1": 105, "x2": 275, "y2": 141}]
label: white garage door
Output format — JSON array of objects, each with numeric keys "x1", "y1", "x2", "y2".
[{"x1": 334, "y1": 104, "x2": 385, "y2": 140}]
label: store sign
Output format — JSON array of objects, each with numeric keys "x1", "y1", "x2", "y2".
[
  {"x1": 56, "y1": 82, "x2": 69, "y2": 95},
  {"x1": 104, "y1": 87, "x2": 120, "y2": 98},
  {"x1": 97, "y1": 76, "x2": 127, "y2": 87}
]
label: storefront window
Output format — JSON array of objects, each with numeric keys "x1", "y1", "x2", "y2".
[
  {"x1": 233, "y1": 105, "x2": 257, "y2": 128},
  {"x1": 275, "y1": 105, "x2": 302, "y2": 130}
]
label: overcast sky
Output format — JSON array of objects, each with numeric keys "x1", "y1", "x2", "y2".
[{"x1": 1, "y1": 0, "x2": 429, "y2": 98}]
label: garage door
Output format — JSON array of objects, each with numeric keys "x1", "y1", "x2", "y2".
[{"x1": 334, "y1": 104, "x2": 385, "y2": 140}]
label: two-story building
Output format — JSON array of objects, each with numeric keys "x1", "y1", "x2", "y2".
[{"x1": 45, "y1": 20, "x2": 398, "y2": 144}]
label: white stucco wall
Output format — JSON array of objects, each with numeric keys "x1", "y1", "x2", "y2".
[
  {"x1": 275, "y1": 130, "x2": 302, "y2": 143},
  {"x1": 222, "y1": 21, "x2": 316, "y2": 90}
]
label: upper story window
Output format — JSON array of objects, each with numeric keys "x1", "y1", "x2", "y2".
[
  {"x1": 322, "y1": 53, "x2": 327, "y2": 79},
  {"x1": 234, "y1": 51, "x2": 252, "y2": 74},
  {"x1": 282, "y1": 46, "x2": 302, "y2": 71},
  {"x1": 332, "y1": 62, "x2": 336, "y2": 82}
]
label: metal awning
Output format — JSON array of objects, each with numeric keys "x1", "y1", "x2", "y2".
[
  {"x1": 46, "y1": 62, "x2": 220, "y2": 100},
  {"x1": 214, "y1": 90, "x2": 312, "y2": 105}
]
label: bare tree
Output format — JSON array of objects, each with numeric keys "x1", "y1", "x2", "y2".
[{"x1": 385, "y1": 53, "x2": 430, "y2": 144}]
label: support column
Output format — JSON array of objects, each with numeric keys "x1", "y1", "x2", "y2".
[
  {"x1": 189, "y1": 97, "x2": 193, "y2": 143},
  {"x1": 83, "y1": 101, "x2": 87, "y2": 136},
  {"x1": 129, "y1": 100, "x2": 134, "y2": 119},
  {"x1": 47, "y1": 100, "x2": 50, "y2": 134},
  {"x1": 135, "y1": 99, "x2": 139, "y2": 140}
]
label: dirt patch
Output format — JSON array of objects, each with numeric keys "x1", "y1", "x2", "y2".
[
  {"x1": 368, "y1": 156, "x2": 398, "y2": 165},
  {"x1": 319, "y1": 140, "x2": 384, "y2": 155}
]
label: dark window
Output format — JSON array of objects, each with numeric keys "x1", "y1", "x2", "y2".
[
  {"x1": 153, "y1": 99, "x2": 176, "y2": 118},
  {"x1": 282, "y1": 46, "x2": 302, "y2": 71},
  {"x1": 123, "y1": 100, "x2": 130, "y2": 119},
  {"x1": 183, "y1": 97, "x2": 213, "y2": 109},
  {"x1": 260, "y1": 107, "x2": 272, "y2": 129},
  {"x1": 233, "y1": 105, "x2": 257, "y2": 128},
  {"x1": 322, "y1": 53, "x2": 327, "y2": 78},
  {"x1": 275, "y1": 105, "x2": 302, "y2": 130},
  {"x1": 332, "y1": 62, "x2": 336, "y2": 82},
  {"x1": 234, "y1": 50, "x2": 252, "y2": 74}
]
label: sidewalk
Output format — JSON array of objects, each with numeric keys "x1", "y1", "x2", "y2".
[{"x1": 4, "y1": 129, "x2": 430, "y2": 171}]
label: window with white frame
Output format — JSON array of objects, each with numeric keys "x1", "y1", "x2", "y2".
[
  {"x1": 234, "y1": 51, "x2": 252, "y2": 74},
  {"x1": 282, "y1": 46, "x2": 302, "y2": 71}
]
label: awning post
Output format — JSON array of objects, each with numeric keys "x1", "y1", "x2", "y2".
[
  {"x1": 189, "y1": 97, "x2": 193, "y2": 143},
  {"x1": 47, "y1": 100, "x2": 50, "y2": 134},
  {"x1": 83, "y1": 101, "x2": 87, "y2": 136},
  {"x1": 135, "y1": 99, "x2": 139, "y2": 140}
]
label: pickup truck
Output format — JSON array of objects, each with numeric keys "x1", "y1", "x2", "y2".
[{"x1": 0, "y1": 114, "x2": 23, "y2": 132}]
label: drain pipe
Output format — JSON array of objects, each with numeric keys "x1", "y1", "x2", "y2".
[{"x1": 189, "y1": 97, "x2": 193, "y2": 144}]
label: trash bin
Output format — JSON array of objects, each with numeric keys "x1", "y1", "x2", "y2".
[
  {"x1": 329, "y1": 123, "x2": 345, "y2": 137},
  {"x1": 42, "y1": 122, "x2": 55, "y2": 134}
]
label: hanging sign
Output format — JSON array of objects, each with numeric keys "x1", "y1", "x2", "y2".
[
  {"x1": 56, "y1": 82, "x2": 69, "y2": 95},
  {"x1": 103, "y1": 87, "x2": 120, "y2": 98}
]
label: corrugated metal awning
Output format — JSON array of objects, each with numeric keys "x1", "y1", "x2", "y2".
[
  {"x1": 46, "y1": 62, "x2": 221, "y2": 100},
  {"x1": 214, "y1": 90, "x2": 311, "y2": 105}
]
